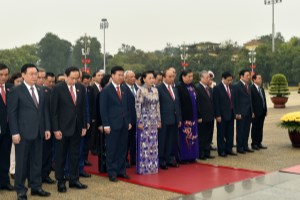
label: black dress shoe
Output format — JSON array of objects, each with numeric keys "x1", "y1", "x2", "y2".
[
  {"x1": 205, "y1": 155, "x2": 215, "y2": 159},
  {"x1": 160, "y1": 165, "x2": 168, "y2": 170},
  {"x1": 57, "y1": 183, "x2": 67, "y2": 193},
  {"x1": 69, "y1": 181, "x2": 87, "y2": 189},
  {"x1": 251, "y1": 145, "x2": 260, "y2": 150},
  {"x1": 42, "y1": 176, "x2": 56, "y2": 184},
  {"x1": 17, "y1": 193, "x2": 27, "y2": 200},
  {"x1": 79, "y1": 171, "x2": 92, "y2": 178},
  {"x1": 167, "y1": 162, "x2": 179, "y2": 168},
  {"x1": 31, "y1": 188, "x2": 51, "y2": 197},
  {"x1": 226, "y1": 151, "x2": 237, "y2": 156},
  {"x1": 117, "y1": 174, "x2": 130, "y2": 179},
  {"x1": 109, "y1": 176, "x2": 118, "y2": 182},
  {"x1": 198, "y1": 156, "x2": 207, "y2": 160},
  {"x1": 0, "y1": 183, "x2": 14, "y2": 191},
  {"x1": 237, "y1": 150, "x2": 246, "y2": 154},
  {"x1": 258, "y1": 144, "x2": 268, "y2": 149},
  {"x1": 219, "y1": 152, "x2": 227, "y2": 157},
  {"x1": 245, "y1": 149, "x2": 254, "y2": 153},
  {"x1": 84, "y1": 160, "x2": 92, "y2": 166}
]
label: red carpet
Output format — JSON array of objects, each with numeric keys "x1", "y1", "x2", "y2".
[
  {"x1": 85, "y1": 155, "x2": 265, "y2": 194},
  {"x1": 280, "y1": 165, "x2": 300, "y2": 174}
]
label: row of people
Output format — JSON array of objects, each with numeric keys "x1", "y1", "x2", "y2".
[{"x1": 0, "y1": 63, "x2": 267, "y2": 200}]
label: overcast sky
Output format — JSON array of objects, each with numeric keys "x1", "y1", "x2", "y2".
[{"x1": 0, "y1": 0, "x2": 298, "y2": 54}]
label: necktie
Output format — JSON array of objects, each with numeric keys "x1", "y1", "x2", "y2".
[
  {"x1": 226, "y1": 85, "x2": 232, "y2": 109},
  {"x1": 0, "y1": 85, "x2": 6, "y2": 105},
  {"x1": 205, "y1": 86, "x2": 211, "y2": 98},
  {"x1": 116, "y1": 86, "x2": 122, "y2": 100},
  {"x1": 30, "y1": 86, "x2": 38, "y2": 108},
  {"x1": 245, "y1": 84, "x2": 250, "y2": 95},
  {"x1": 168, "y1": 85, "x2": 175, "y2": 101},
  {"x1": 98, "y1": 85, "x2": 102, "y2": 92},
  {"x1": 258, "y1": 87, "x2": 265, "y2": 108},
  {"x1": 70, "y1": 86, "x2": 76, "y2": 105},
  {"x1": 131, "y1": 85, "x2": 136, "y2": 97}
]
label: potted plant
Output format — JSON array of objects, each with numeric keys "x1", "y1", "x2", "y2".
[
  {"x1": 269, "y1": 73, "x2": 290, "y2": 108},
  {"x1": 280, "y1": 111, "x2": 300, "y2": 147}
]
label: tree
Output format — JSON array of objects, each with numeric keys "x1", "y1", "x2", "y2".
[
  {"x1": 37, "y1": 32, "x2": 72, "y2": 74},
  {"x1": 0, "y1": 45, "x2": 39, "y2": 73}
]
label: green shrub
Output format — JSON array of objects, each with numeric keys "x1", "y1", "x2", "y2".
[{"x1": 269, "y1": 73, "x2": 290, "y2": 97}]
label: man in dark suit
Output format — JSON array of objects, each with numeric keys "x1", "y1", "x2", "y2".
[
  {"x1": 157, "y1": 69, "x2": 182, "y2": 169},
  {"x1": 100, "y1": 66, "x2": 131, "y2": 182},
  {"x1": 0, "y1": 63, "x2": 14, "y2": 191},
  {"x1": 40, "y1": 72, "x2": 56, "y2": 184},
  {"x1": 234, "y1": 69, "x2": 254, "y2": 154},
  {"x1": 213, "y1": 72, "x2": 237, "y2": 157},
  {"x1": 90, "y1": 70, "x2": 105, "y2": 156},
  {"x1": 8, "y1": 64, "x2": 51, "y2": 199},
  {"x1": 51, "y1": 67, "x2": 87, "y2": 193},
  {"x1": 78, "y1": 73, "x2": 92, "y2": 177},
  {"x1": 124, "y1": 70, "x2": 137, "y2": 167},
  {"x1": 251, "y1": 74, "x2": 268, "y2": 150},
  {"x1": 195, "y1": 70, "x2": 215, "y2": 160}
]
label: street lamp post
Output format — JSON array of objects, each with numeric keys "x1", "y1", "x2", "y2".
[
  {"x1": 264, "y1": 0, "x2": 282, "y2": 52},
  {"x1": 80, "y1": 33, "x2": 91, "y2": 73},
  {"x1": 248, "y1": 50, "x2": 256, "y2": 77},
  {"x1": 180, "y1": 42, "x2": 189, "y2": 70},
  {"x1": 100, "y1": 18, "x2": 109, "y2": 73}
]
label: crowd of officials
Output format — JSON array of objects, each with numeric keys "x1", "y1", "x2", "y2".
[{"x1": 0, "y1": 63, "x2": 268, "y2": 200}]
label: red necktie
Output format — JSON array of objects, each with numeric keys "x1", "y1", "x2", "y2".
[
  {"x1": 226, "y1": 85, "x2": 232, "y2": 109},
  {"x1": 245, "y1": 84, "x2": 249, "y2": 95},
  {"x1": 0, "y1": 85, "x2": 6, "y2": 105},
  {"x1": 116, "y1": 86, "x2": 122, "y2": 100},
  {"x1": 168, "y1": 85, "x2": 175, "y2": 101},
  {"x1": 70, "y1": 86, "x2": 76, "y2": 105}
]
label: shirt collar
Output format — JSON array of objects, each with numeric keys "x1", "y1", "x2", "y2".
[
  {"x1": 240, "y1": 79, "x2": 247, "y2": 86},
  {"x1": 24, "y1": 81, "x2": 36, "y2": 91}
]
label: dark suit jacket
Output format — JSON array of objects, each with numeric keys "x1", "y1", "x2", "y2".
[
  {"x1": 91, "y1": 84, "x2": 100, "y2": 121},
  {"x1": 176, "y1": 82, "x2": 199, "y2": 121},
  {"x1": 50, "y1": 82, "x2": 86, "y2": 136},
  {"x1": 85, "y1": 85, "x2": 93, "y2": 124},
  {"x1": 123, "y1": 84, "x2": 137, "y2": 125},
  {"x1": 100, "y1": 83, "x2": 131, "y2": 130},
  {"x1": 8, "y1": 83, "x2": 50, "y2": 140},
  {"x1": 157, "y1": 83, "x2": 182, "y2": 125},
  {"x1": 0, "y1": 83, "x2": 13, "y2": 135},
  {"x1": 213, "y1": 83, "x2": 234, "y2": 121},
  {"x1": 250, "y1": 84, "x2": 267, "y2": 117},
  {"x1": 233, "y1": 81, "x2": 253, "y2": 117},
  {"x1": 195, "y1": 83, "x2": 214, "y2": 122}
]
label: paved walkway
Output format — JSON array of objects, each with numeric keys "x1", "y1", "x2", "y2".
[{"x1": 1, "y1": 91, "x2": 299, "y2": 200}]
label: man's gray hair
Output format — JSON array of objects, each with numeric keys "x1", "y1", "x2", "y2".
[{"x1": 199, "y1": 70, "x2": 208, "y2": 78}]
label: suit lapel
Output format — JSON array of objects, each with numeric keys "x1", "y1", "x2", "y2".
[
  {"x1": 75, "y1": 84, "x2": 80, "y2": 106},
  {"x1": 37, "y1": 86, "x2": 43, "y2": 109},
  {"x1": 109, "y1": 83, "x2": 121, "y2": 102},
  {"x1": 220, "y1": 84, "x2": 231, "y2": 101},
  {"x1": 21, "y1": 83, "x2": 38, "y2": 109},
  {"x1": 62, "y1": 82, "x2": 76, "y2": 106},
  {"x1": 162, "y1": 84, "x2": 174, "y2": 101},
  {"x1": 199, "y1": 84, "x2": 210, "y2": 99}
]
